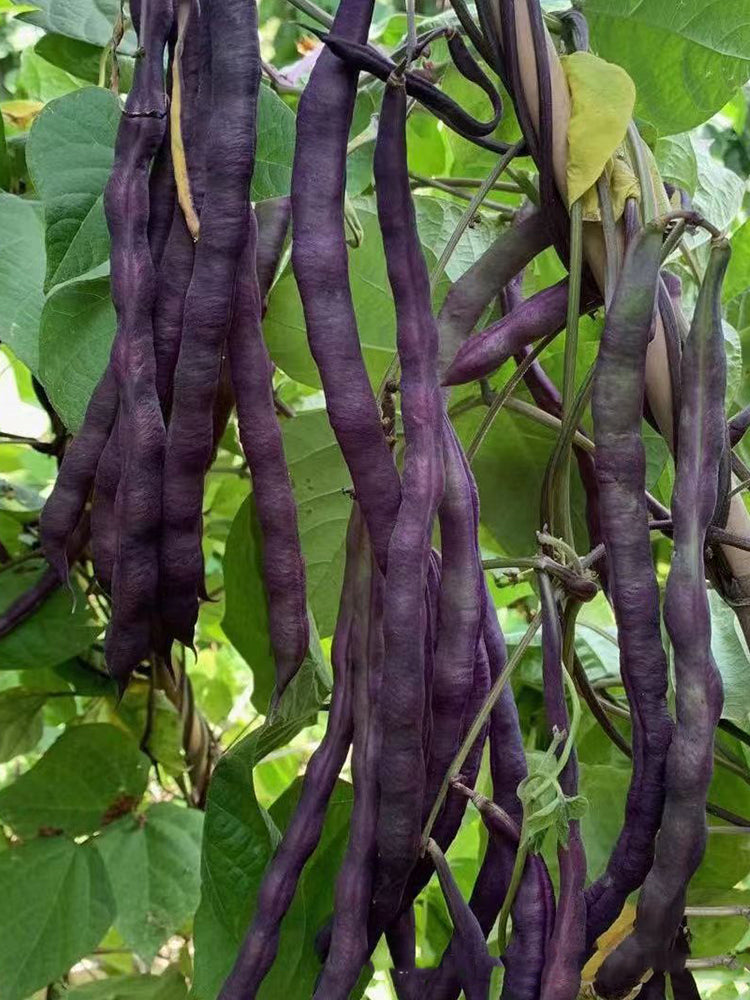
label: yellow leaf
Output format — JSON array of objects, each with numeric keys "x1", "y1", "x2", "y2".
[
  {"x1": 581, "y1": 152, "x2": 640, "y2": 223},
  {"x1": 562, "y1": 51, "x2": 636, "y2": 208},
  {"x1": 1, "y1": 99, "x2": 44, "y2": 130}
]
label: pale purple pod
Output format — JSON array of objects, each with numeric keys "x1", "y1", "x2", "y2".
[
  {"x1": 291, "y1": 0, "x2": 400, "y2": 573},
  {"x1": 228, "y1": 215, "x2": 309, "y2": 697},
  {"x1": 595, "y1": 240, "x2": 730, "y2": 997},
  {"x1": 442, "y1": 280, "x2": 571, "y2": 386}
]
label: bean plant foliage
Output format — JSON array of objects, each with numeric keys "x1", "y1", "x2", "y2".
[{"x1": 1, "y1": 0, "x2": 750, "y2": 998}]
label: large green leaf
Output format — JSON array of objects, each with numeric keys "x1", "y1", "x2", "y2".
[
  {"x1": 96, "y1": 803, "x2": 204, "y2": 961},
  {"x1": 252, "y1": 85, "x2": 296, "y2": 202},
  {"x1": 22, "y1": 0, "x2": 137, "y2": 50},
  {"x1": 0, "y1": 722, "x2": 149, "y2": 836},
  {"x1": 35, "y1": 34, "x2": 134, "y2": 91},
  {"x1": 0, "y1": 562, "x2": 101, "y2": 671},
  {"x1": 15, "y1": 47, "x2": 87, "y2": 103},
  {"x1": 38, "y1": 274, "x2": 115, "y2": 430},
  {"x1": 280, "y1": 409, "x2": 352, "y2": 637},
  {"x1": 66, "y1": 972, "x2": 188, "y2": 1000},
  {"x1": 27, "y1": 87, "x2": 120, "y2": 291},
  {"x1": 583, "y1": 0, "x2": 750, "y2": 136},
  {"x1": 222, "y1": 491, "x2": 330, "y2": 712},
  {"x1": 0, "y1": 687, "x2": 46, "y2": 762},
  {"x1": 0, "y1": 192, "x2": 45, "y2": 371},
  {"x1": 655, "y1": 133, "x2": 698, "y2": 198},
  {"x1": 708, "y1": 591, "x2": 750, "y2": 729},
  {"x1": 0, "y1": 837, "x2": 115, "y2": 1000}
]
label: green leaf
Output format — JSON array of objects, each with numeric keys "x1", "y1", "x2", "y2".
[
  {"x1": 251, "y1": 85, "x2": 296, "y2": 202},
  {"x1": 0, "y1": 687, "x2": 46, "y2": 762},
  {"x1": 655, "y1": 133, "x2": 699, "y2": 197},
  {"x1": 22, "y1": 0, "x2": 136, "y2": 50},
  {"x1": 0, "y1": 837, "x2": 115, "y2": 1000},
  {"x1": 38, "y1": 275, "x2": 115, "y2": 430},
  {"x1": 725, "y1": 218, "x2": 750, "y2": 304},
  {"x1": 686, "y1": 136, "x2": 745, "y2": 249},
  {"x1": 27, "y1": 87, "x2": 120, "y2": 291},
  {"x1": 414, "y1": 195, "x2": 498, "y2": 283},
  {"x1": 115, "y1": 681, "x2": 186, "y2": 777},
  {"x1": 0, "y1": 192, "x2": 45, "y2": 371},
  {"x1": 223, "y1": 490, "x2": 331, "y2": 711},
  {"x1": 583, "y1": 0, "x2": 750, "y2": 136},
  {"x1": 15, "y1": 47, "x2": 87, "y2": 103},
  {"x1": 66, "y1": 972, "x2": 188, "y2": 1000},
  {"x1": 709, "y1": 591, "x2": 750, "y2": 729},
  {"x1": 96, "y1": 802, "x2": 203, "y2": 961},
  {"x1": 0, "y1": 113, "x2": 9, "y2": 191},
  {"x1": 0, "y1": 563, "x2": 101, "y2": 671},
  {"x1": 0, "y1": 722, "x2": 149, "y2": 836},
  {"x1": 35, "y1": 34, "x2": 134, "y2": 90},
  {"x1": 280, "y1": 409, "x2": 352, "y2": 637},
  {"x1": 561, "y1": 51, "x2": 636, "y2": 207}
]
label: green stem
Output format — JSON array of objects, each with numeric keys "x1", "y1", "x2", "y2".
[
  {"x1": 627, "y1": 122, "x2": 656, "y2": 224},
  {"x1": 466, "y1": 332, "x2": 560, "y2": 463},
  {"x1": 496, "y1": 834, "x2": 529, "y2": 952},
  {"x1": 421, "y1": 611, "x2": 543, "y2": 844},
  {"x1": 284, "y1": 0, "x2": 334, "y2": 28},
  {"x1": 506, "y1": 397, "x2": 595, "y2": 453},
  {"x1": 410, "y1": 174, "x2": 514, "y2": 214},
  {"x1": 430, "y1": 176, "x2": 524, "y2": 193}
]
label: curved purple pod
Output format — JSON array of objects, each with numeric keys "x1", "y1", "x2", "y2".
[
  {"x1": 443, "y1": 280, "x2": 571, "y2": 386},
  {"x1": 595, "y1": 240, "x2": 730, "y2": 997},
  {"x1": 291, "y1": 0, "x2": 400, "y2": 573},
  {"x1": 228, "y1": 215, "x2": 308, "y2": 697},
  {"x1": 586, "y1": 225, "x2": 675, "y2": 952},
  {"x1": 160, "y1": 0, "x2": 261, "y2": 647}
]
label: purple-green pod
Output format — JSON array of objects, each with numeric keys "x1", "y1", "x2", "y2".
[
  {"x1": 427, "y1": 838, "x2": 496, "y2": 1000},
  {"x1": 160, "y1": 0, "x2": 261, "y2": 647},
  {"x1": 436, "y1": 211, "x2": 551, "y2": 376},
  {"x1": 228, "y1": 216, "x2": 309, "y2": 697},
  {"x1": 595, "y1": 239, "x2": 730, "y2": 998},
  {"x1": 538, "y1": 574, "x2": 586, "y2": 1000},
  {"x1": 219, "y1": 511, "x2": 363, "y2": 1000},
  {"x1": 442, "y1": 280, "x2": 572, "y2": 386},
  {"x1": 40, "y1": 368, "x2": 118, "y2": 583},
  {"x1": 586, "y1": 223, "x2": 675, "y2": 951},
  {"x1": 370, "y1": 80, "x2": 444, "y2": 926},
  {"x1": 103, "y1": 0, "x2": 173, "y2": 685},
  {"x1": 291, "y1": 0, "x2": 400, "y2": 573}
]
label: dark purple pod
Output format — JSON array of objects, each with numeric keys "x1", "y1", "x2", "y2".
[
  {"x1": 91, "y1": 419, "x2": 120, "y2": 594},
  {"x1": 254, "y1": 196, "x2": 291, "y2": 311},
  {"x1": 729, "y1": 404, "x2": 750, "y2": 447},
  {"x1": 228, "y1": 216, "x2": 309, "y2": 698},
  {"x1": 443, "y1": 280, "x2": 572, "y2": 386}
]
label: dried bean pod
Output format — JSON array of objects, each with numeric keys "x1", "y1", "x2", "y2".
[
  {"x1": 595, "y1": 240, "x2": 730, "y2": 997},
  {"x1": 586, "y1": 224, "x2": 674, "y2": 951}
]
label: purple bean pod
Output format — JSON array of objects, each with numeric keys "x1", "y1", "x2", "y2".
[
  {"x1": 40, "y1": 368, "x2": 118, "y2": 583},
  {"x1": 385, "y1": 908, "x2": 417, "y2": 972},
  {"x1": 639, "y1": 973, "x2": 666, "y2": 1000},
  {"x1": 538, "y1": 574, "x2": 586, "y2": 1000},
  {"x1": 228, "y1": 215, "x2": 309, "y2": 697},
  {"x1": 426, "y1": 838, "x2": 496, "y2": 1000},
  {"x1": 219, "y1": 510, "x2": 363, "y2": 1000},
  {"x1": 291, "y1": 0, "x2": 400, "y2": 574},
  {"x1": 147, "y1": 123, "x2": 176, "y2": 270},
  {"x1": 595, "y1": 239, "x2": 730, "y2": 997},
  {"x1": 729, "y1": 404, "x2": 750, "y2": 447},
  {"x1": 442, "y1": 280, "x2": 574, "y2": 387},
  {"x1": 160, "y1": 0, "x2": 261, "y2": 647},
  {"x1": 91, "y1": 418, "x2": 120, "y2": 594},
  {"x1": 370, "y1": 79, "x2": 445, "y2": 927},
  {"x1": 586, "y1": 224, "x2": 675, "y2": 951},
  {"x1": 436, "y1": 211, "x2": 552, "y2": 377},
  {"x1": 254, "y1": 196, "x2": 291, "y2": 312},
  {"x1": 103, "y1": 0, "x2": 173, "y2": 685}
]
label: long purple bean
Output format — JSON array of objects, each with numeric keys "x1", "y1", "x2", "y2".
[
  {"x1": 228, "y1": 214, "x2": 308, "y2": 698},
  {"x1": 443, "y1": 280, "x2": 574, "y2": 387},
  {"x1": 313, "y1": 543, "x2": 383, "y2": 998},
  {"x1": 595, "y1": 239, "x2": 730, "y2": 997},
  {"x1": 254, "y1": 196, "x2": 291, "y2": 311},
  {"x1": 538, "y1": 574, "x2": 586, "y2": 1000},
  {"x1": 160, "y1": 0, "x2": 261, "y2": 647},
  {"x1": 291, "y1": 0, "x2": 400, "y2": 574},
  {"x1": 436, "y1": 210, "x2": 551, "y2": 376},
  {"x1": 729, "y1": 404, "x2": 750, "y2": 447},
  {"x1": 103, "y1": 0, "x2": 173, "y2": 685},
  {"x1": 219, "y1": 510, "x2": 362, "y2": 1000},
  {"x1": 370, "y1": 78, "x2": 444, "y2": 927},
  {"x1": 586, "y1": 223, "x2": 675, "y2": 951}
]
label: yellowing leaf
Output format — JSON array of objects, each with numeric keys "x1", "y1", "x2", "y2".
[
  {"x1": 1, "y1": 99, "x2": 44, "y2": 130},
  {"x1": 581, "y1": 902, "x2": 635, "y2": 982},
  {"x1": 581, "y1": 153, "x2": 640, "y2": 222},
  {"x1": 562, "y1": 51, "x2": 636, "y2": 208}
]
